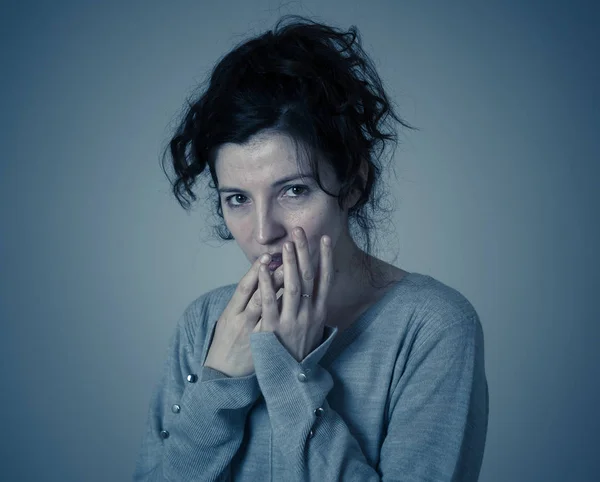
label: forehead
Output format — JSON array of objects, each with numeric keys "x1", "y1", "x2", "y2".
[{"x1": 214, "y1": 131, "x2": 306, "y2": 183}]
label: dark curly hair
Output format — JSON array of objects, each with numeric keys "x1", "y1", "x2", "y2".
[{"x1": 161, "y1": 14, "x2": 412, "y2": 259}]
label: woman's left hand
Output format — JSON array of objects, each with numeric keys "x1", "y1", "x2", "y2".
[{"x1": 252, "y1": 227, "x2": 333, "y2": 362}]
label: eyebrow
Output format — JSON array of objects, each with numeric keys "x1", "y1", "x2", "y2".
[{"x1": 217, "y1": 173, "x2": 315, "y2": 194}]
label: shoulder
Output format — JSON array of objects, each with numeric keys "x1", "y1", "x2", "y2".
[
  {"x1": 379, "y1": 274, "x2": 487, "y2": 402},
  {"x1": 175, "y1": 283, "x2": 238, "y2": 346},
  {"x1": 382, "y1": 272, "x2": 482, "y2": 344},
  {"x1": 399, "y1": 272, "x2": 479, "y2": 321}
]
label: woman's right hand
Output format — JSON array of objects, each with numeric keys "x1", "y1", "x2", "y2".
[{"x1": 203, "y1": 254, "x2": 284, "y2": 378}]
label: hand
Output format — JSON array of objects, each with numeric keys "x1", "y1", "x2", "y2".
[
  {"x1": 204, "y1": 255, "x2": 284, "y2": 378},
  {"x1": 252, "y1": 227, "x2": 334, "y2": 362}
]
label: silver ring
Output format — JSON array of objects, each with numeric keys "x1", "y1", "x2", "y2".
[{"x1": 301, "y1": 293, "x2": 312, "y2": 298}]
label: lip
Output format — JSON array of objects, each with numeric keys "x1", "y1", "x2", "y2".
[
  {"x1": 268, "y1": 260, "x2": 282, "y2": 272},
  {"x1": 267, "y1": 253, "x2": 282, "y2": 272}
]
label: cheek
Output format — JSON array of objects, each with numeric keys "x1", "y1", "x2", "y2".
[
  {"x1": 305, "y1": 228, "x2": 331, "y2": 266},
  {"x1": 305, "y1": 205, "x2": 343, "y2": 238},
  {"x1": 224, "y1": 210, "x2": 246, "y2": 231},
  {"x1": 224, "y1": 213, "x2": 252, "y2": 246}
]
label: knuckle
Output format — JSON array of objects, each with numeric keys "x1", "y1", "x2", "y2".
[
  {"x1": 263, "y1": 293, "x2": 275, "y2": 305},
  {"x1": 239, "y1": 283, "x2": 252, "y2": 296},
  {"x1": 324, "y1": 271, "x2": 334, "y2": 284},
  {"x1": 288, "y1": 283, "x2": 299, "y2": 295},
  {"x1": 302, "y1": 269, "x2": 314, "y2": 281}
]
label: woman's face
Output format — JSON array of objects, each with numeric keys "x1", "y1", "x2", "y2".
[{"x1": 214, "y1": 131, "x2": 351, "y2": 273}]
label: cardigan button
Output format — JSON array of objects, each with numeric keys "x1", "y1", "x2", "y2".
[
  {"x1": 186, "y1": 374, "x2": 198, "y2": 383},
  {"x1": 172, "y1": 404, "x2": 181, "y2": 413},
  {"x1": 297, "y1": 372, "x2": 308, "y2": 382},
  {"x1": 314, "y1": 407, "x2": 324, "y2": 417},
  {"x1": 308, "y1": 429, "x2": 315, "y2": 439},
  {"x1": 159, "y1": 430, "x2": 170, "y2": 439}
]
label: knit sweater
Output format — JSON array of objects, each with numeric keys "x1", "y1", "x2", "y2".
[{"x1": 133, "y1": 272, "x2": 488, "y2": 481}]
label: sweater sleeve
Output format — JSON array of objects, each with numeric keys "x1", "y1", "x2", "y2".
[
  {"x1": 379, "y1": 315, "x2": 488, "y2": 481},
  {"x1": 249, "y1": 315, "x2": 488, "y2": 481},
  {"x1": 132, "y1": 305, "x2": 262, "y2": 482}
]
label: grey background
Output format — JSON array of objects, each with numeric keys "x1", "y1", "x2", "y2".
[{"x1": 1, "y1": 1, "x2": 598, "y2": 481}]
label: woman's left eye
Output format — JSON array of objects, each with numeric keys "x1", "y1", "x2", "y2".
[{"x1": 284, "y1": 185, "x2": 309, "y2": 198}]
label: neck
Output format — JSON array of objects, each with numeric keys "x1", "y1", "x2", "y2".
[
  {"x1": 328, "y1": 230, "x2": 372, "y2": 303},
  {"x1": 327, "y1": 227, "x2": 403, "y2": 306}
]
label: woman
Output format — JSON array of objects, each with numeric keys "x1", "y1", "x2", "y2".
[{"x1": 133, "y1": 15, "x2": 488, "y2": 481}]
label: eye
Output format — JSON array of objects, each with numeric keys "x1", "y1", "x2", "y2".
[
  {"x1": 284, "y1": 185, "x2": 309, "y2": 198},
  {"x1": 225, "y1": 194, "x2": 248, "y2": 208}
]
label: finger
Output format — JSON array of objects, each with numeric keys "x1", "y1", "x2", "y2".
[
  {"x1": 293, "y1": 227, "x2": 314, "y2": 300},
  {"x1": 231, "y1": 254, "x2": 271, "y2": 314},
  {"x1": 281, "y1": 241, "x2": 301, "y2": 318},
  {"x1": 258, "y1": 263, "x2": 279, "y2": 325},
  {"x1": 253, "y1": 284, "x2": 283, "y2": 334},
  {"x1": 245, "y1": 264, "x2": 283, "y2": 318},
  {"x1": 315, "y1": 235, "x2": 334, "y2": 314}
]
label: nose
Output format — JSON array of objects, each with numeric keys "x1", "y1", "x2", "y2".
[{"x1": 254, "y1": 201, "x2": 286, "y2": 246}]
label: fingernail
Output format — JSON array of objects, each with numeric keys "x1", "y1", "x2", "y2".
[
  {"x1": 285, "y1": 242, "x2": 293, "y2": 252},
  {"x1": 260, "y1": 254, "x2": 270, "y2": 263},
  {"x1": 322, "y1": 236, "x2": 331, "y2": 246}
]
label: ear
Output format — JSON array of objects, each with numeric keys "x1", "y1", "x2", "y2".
[{"x1": 346, "y1": 158, "x2": 368, "y2": 210}]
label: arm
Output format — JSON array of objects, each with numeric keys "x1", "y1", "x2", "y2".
[
  {"x1": 379, "y1": 315, "x2": 488, "y2": 481},
  {"x1": 250, "y1": 316, "x2": 488, "y2": 481},
  {"x1": 133, "y1": 312, "x2": 262, "y2": 482}
]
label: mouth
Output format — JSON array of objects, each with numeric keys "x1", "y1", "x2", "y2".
[{"x1": 268, "y1": 253, "x2": 282, "y2": 272}]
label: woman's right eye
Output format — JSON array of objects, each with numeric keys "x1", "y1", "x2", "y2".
[{"x1": 225, "y1": 194, "x2": 248, "y2": 208}]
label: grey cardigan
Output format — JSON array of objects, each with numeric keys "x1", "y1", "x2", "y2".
[{"x1": 133, "y1": 272, "x2": 488, "y2": 481}]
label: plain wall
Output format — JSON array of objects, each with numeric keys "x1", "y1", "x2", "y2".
[{"x1": 1, "y1": 1, "x2": 598, "y2": 481}]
